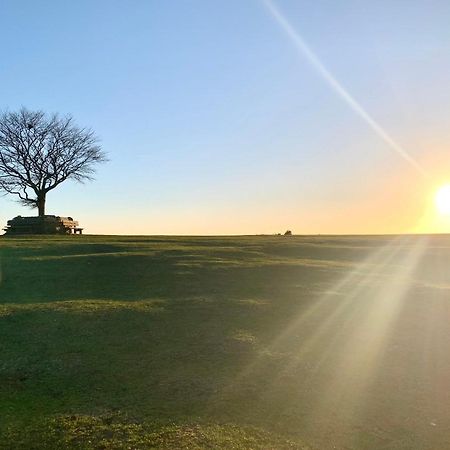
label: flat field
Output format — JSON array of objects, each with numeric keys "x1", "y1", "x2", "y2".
[{"x1": 1, "y1": 234, "x2": 450, "y2": 449}]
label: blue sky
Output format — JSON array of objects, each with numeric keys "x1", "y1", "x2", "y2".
[{"x1": 1, "y1": 0, "x2": 450, "y2": 234}]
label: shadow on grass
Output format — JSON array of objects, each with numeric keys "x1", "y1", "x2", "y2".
[{"x1": 0, "y1": 243, "x2": 344, "y2": 305}]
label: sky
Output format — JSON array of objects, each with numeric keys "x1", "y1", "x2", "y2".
[{"x1": 1, "y1": 0, "x2": 450, "y2": 235}]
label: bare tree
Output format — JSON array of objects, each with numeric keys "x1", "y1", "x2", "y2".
[{"x1": 0, "y1": 108, "x2": 107, "y2": 217}]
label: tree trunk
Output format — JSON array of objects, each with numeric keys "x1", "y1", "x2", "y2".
[{"x1": 37, "y1": 193, "x2": 46, "y2": 217}]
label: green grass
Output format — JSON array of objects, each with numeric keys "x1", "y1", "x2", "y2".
[{"x1": 1, "y1": 234, "x2": 450, "y2": 449}]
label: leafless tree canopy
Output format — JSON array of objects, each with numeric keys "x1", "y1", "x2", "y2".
[{"x1": 0, "y1": 108, "x2": 107, "y2": 216}]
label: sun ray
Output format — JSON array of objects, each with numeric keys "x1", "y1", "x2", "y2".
[
  {"x1": 299, "y1": 236, "x2": 428, "y2": 446},
  {"x1": 225, "y1": 236, "x2": 406, "y2": 390}
]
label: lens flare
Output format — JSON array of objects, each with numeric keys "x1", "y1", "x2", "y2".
[{"x1": 262, "y1": 0, "x2": 426, "y2": 176}]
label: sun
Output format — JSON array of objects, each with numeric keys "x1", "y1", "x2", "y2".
[{"x1": 435, "y1": 184, "x2": 450, "y2": 216}]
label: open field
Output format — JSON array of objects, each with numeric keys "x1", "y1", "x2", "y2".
[{"x1": 1, "y1": 234, "x2": 450, "y2": 449}]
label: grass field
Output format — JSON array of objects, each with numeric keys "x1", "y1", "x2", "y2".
[{"x1": 1, "y1": 234, "x2": 450, "y2": 449}]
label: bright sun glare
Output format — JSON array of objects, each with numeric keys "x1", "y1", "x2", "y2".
[{"x1": 435, "y1": 184, "x2": 450, "y2": 216}]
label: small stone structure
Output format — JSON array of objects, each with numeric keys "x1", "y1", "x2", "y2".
[{"x1": 3, "y1": 215, "x2": 83, "y2": 235}]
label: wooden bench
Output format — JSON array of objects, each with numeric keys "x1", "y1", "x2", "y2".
[{"x1": 73, "y1": 227, "x2": 84, "y2": 235}]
